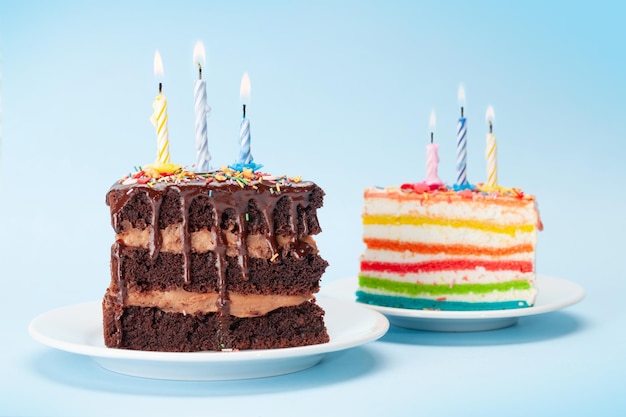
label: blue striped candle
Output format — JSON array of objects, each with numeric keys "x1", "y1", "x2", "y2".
[
  {"x1": 456, "y1": 84, "x2": 468, "y2": 185},
  {"x1": 239, "y1": 107, "x2": 252, "y2": 164}
]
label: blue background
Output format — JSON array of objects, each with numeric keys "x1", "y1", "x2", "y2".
[{"x1": 1, "y1": 1, "x2": 624, "y2": 416}]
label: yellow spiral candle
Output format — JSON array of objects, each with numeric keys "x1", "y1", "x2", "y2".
[
  {"x1": 150, "y1": 51, "x2": 170, "y2": 165},
  {"x1": 485, "y1": 106, "x2": 497, "y2": 188},
  {"x1": 151, "y1": 90, "x2": 170, "y2": 165}
]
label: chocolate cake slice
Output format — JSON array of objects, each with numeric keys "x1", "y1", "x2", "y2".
[{"x1": 103, "y1": 165, "x2": 329, "y2": 352}]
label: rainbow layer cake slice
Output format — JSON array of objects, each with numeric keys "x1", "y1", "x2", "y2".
[{"x1": 357, "y1": 183, "x2": 543, "y2": 311}]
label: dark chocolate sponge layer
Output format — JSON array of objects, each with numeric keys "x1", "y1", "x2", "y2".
[
  {"x1": 103, "y1": 295, "x2": 328, "y2": 352},
  {"x1": 112, "y1": 244, "x2": 327, "y2": 295}
]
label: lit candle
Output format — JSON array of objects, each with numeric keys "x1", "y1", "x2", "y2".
[
  {"x1": 193, "y1": 41, "x2": 211, "y2": 172},
  {"x1": 456, "y1": 84, "x2": 468, "y2": 185},
  {"x1": 150, "y1": 50, "x2": 170, "y2": 165},
  {"x1": 485, "y1": 106, "x2": 497, "y2": 187},
  {"x1": 238, "y1": 72, "x2": 253, "y2": 165},
  {"x1": 425, "y1": 109, "x2": 443, "y2": 185}
]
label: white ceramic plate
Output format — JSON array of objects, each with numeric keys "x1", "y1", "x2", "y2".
[
  {"x1": 28, "y1": 296, "x2": 389, "y2": 381},
  {"x1": 320, "y1": 275, "x2": 585, "y2": 332}
]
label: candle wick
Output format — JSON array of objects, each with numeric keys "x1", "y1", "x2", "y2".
[
  {"x1": 197, "y1": 63, "x2": 202, "y2": 80},
  {"x1": 489, "y1": 122, "x2": 493, "y2": 134},
  {"x1": 158, "y1": 82, "x2": 163, "y2": 94},
  {"x1": 461, "y1": 106, "x2": 464, "y2": 118},
  {"x1": 243, "y1": 104, "x2": 247, "y2": 118},
  {"x1": 430, "y1": 132, "x2": 434, "y2": 144}
]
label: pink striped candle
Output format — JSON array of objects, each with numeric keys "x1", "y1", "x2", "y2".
[{"x1": 425, "y1": 110, "x2": 443, "y2": 185}]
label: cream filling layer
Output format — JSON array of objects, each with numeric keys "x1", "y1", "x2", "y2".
[
  {"x1": 116, "y1": 223, "x2": 317, "y2": 258},
  {"x1": 126, "y1": 289, "x2": 312, "y2": 318},
  {"x1": 362, "y1": 248, "x2": 534, "y2": 264},
  {"x1": 363, "y1": 224, "x2": 536, "y2": 247},
  {"x1": 358, "y1": 269, "x2": 535, "y2": 285},
  {"x1": 116, "y1": 225, "x2": 216, "y2": 253}
]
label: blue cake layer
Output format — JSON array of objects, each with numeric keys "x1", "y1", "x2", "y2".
[{"x1": 356, "y1": 291, "x2": 530, "y2": 311}]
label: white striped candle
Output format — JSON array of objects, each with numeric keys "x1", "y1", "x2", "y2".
[{"x1": 193, "y1": 41, "x2": 211, "y2": 172}]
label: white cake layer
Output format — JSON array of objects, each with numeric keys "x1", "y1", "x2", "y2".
[
  {"x1": 358, "y1": 269, "x2": 535, "y2": 285},
  {"x1": 362, "y1": 248, "x2": 534, "y2": 264},
  {"x1": 358, "y1": 285, "x2": 537, "y2": 304},
  {"x1": 363, "y1": 194, "x2": 538, "y2": 225},
  {"x1": 363, "y1": 224, "x2": 536, "y2": 247}
]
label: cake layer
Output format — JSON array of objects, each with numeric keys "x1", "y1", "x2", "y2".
[
  {"x1": 358, "y1": 275, "x2": 534, "y2": 298},
  {"x1": 363, "y1": 238, "x2": 535, "y2": 257},
  {"x1": 363, "y1": 214, "x2": 536, "y2": 235},
  {"x1": 361, "y1": 259, "x2": 533, "y2": 274},
  {"x1": 112, "y1": 244, "x2": 327, "y2": 295},
  {"x1": 108, "y1": 180, "x2": 324, "y2": 238},
  {"x1": 356, "y1": 291, "x2": 532, "y2": 311},
  {"x1": 363, "y1": 187, "x2": 540, "y2": 226},
  {"x1": 102, "y1": 296, "x2": 329, "y2": 351}
]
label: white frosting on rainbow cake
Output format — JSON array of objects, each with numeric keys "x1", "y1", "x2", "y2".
[{"x1": 357, "y1": 182, "x2": 543, "y2": 311}]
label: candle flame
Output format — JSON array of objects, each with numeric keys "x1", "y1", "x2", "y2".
[
  {"x1": 153, "y1": 50, "x2": 164, "y2": 79},
  {"x1": 240, "y1": 72, "x2": 251, "y2": 104},
  {"x1": 429, "y1": 109, "x2": 436, "y2": 132},
  {"x1": 485, "y1": 105, "x2": 495, "y2": 124},
  {"x1": 458, "y1": 84, "x2": 466, "y2": 107},
  {"x1": 193, "y1": 41, "x2": 206, "y2": 68}
]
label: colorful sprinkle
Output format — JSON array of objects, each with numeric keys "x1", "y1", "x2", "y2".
[
  {"x1": 392, "y1": 180, "x2": 528, "y2": 199},
  {"x1": 119, "y1": 163, "x2": 306, "y2": 192}
]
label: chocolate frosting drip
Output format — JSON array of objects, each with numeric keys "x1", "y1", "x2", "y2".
[
  {"x1": 171, "y1": 186, "x2": 192, "y2": 284},
  {"x1": 235, "y1": 210, "x2": 248, "y2": 281},
  {"x1": 110, "y1": 242, "x2": 125, "y2": 346},
  {"x1": 214, "y1": 204, "x2": 231, "y2": 345},
  {"x1": 106, "y1": 178, "x2": 323, "y2": 348}
]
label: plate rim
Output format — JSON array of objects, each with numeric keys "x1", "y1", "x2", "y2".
[
  {"x1": 321, "y1": 275, "x2": 585, "y2": 321},
  {"x1": 28, "y1": 296, "x2": 390, "y2": 364}
]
